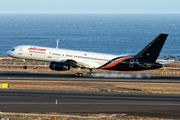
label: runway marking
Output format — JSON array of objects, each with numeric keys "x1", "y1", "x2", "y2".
[
  {"x1": 49, "y1": 96, "x2": 180, "y2": 102},
  {"x1": 0, "y1": 102, "x2": 180, "y2": 106},
  {"x1": 1, "y1": 93, "x2": 180, "y2": 101},
  {"x1": 1, "y1": 94, "x2": 180, "y2": 100}
]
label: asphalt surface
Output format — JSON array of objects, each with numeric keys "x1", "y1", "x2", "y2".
[
  {"x1": 0, "y1": 89, "x2": 180, "y2": 118},
  {"x1": 0, "y1": 72, "x2": 180, "y2": 118},
  {"x1": 0, "y1": 72, "x2": 180, "y2": 83}
]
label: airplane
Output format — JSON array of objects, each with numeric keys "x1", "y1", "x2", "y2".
[{"x1": 7, "y1": 33, "x2": 168, "y2": 76}]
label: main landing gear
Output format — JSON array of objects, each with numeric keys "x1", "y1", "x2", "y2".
[
  {"x1": 75, "y1": 68, "x2": 95, "y2": 77},
  {"x1": 75, "y1": 73, "x2": 83, "y2": 77},
  {"x1": 87, "y1": 68, "x2": 95, "y2": 76},
  {"x1": 75, "y1": 68, "x2": 83, "y2": 77}
]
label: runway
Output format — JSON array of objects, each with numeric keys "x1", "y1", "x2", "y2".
[
  {"x1": 0, "y1": 72, "x2": 180, "y2": 118},
  {"x1": 0, "y1": 89, "x2": 180, "y2": 118},
  {"x1": 0, "y1": 72, "x2": 180, "y2": 83},
  {"x1": 0, "y1": 90, "x2": 180, "y2": 118}
]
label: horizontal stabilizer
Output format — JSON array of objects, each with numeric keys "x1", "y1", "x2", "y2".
[{"x1": 158, "y1": 61, "x2": 172, "y2": 65}]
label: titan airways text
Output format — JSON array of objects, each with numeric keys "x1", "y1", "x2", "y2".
[{"x1": 7, "y1": 33, "x2": 168, "y2": 76}]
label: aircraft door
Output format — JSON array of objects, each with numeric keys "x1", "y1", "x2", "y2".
[
  {"x1": 47, "y1": 51, "x2": 52, "y2": 58},
  {"x1": 18, "y1": 47, "x2": 23, "y2": 55},
  {"x1": 129, "y1": 59, "x2": 134, "y2": 68}
]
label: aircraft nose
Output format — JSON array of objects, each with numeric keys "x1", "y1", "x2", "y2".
[
  {"x1": 7, "y1": 50, "x2": 13, "y2": 57},
  {"x1": 7, "y1": 51, "x2": 11, "y2": 56}
]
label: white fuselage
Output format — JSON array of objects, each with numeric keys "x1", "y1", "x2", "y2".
[
  {"x1": 7, "y1": 45, "x2": 121, "y2": 68},
  {"x1": 6, "y1": 34, "x2": 168, "y2": 72}
]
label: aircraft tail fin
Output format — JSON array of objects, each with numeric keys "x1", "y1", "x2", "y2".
[{"x1": 134, "y1": 33, "x2": 168, "y2": 62}]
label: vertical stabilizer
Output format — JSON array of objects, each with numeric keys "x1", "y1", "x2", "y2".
[{"x1": 134, "y1": 33, "x2": 168, "y2": 62}]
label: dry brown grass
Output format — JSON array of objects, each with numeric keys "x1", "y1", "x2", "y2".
[
  {"x1": 0, "y1": 113, "x2": 175, "y2": 120},
  {"x1": 1, "y1": 81, "x2": 180, "y2": 94},
  {"x1": 9, "y1": 81, "x2": 101, "y2": 92},
  {"x1": 0, "y1": 57, "x2": 14, "y2": 60},
  {"x1": 112, "y1": 83, "x2": 180, "y2": 94}
]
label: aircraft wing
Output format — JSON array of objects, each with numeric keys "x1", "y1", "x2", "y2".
[{"x1": 64, "y1": 59, "x2": 90, "y2": 68}]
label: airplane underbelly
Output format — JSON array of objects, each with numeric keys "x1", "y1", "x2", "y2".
[{"x1": 89, "y1": 61, "x2": 106, "y2": 68}]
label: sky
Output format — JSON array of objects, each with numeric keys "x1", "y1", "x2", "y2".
[{"x1": 0, "y1": 0, "x2": 180, "y2": 14}]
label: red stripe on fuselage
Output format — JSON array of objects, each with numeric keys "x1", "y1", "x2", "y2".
[{"x1": 101, "y1": 57, "x2": 135, "y2": 69}]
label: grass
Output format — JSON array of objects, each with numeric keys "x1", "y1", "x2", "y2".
[
  {"x1": 1, "y1": 81, "x2": 180, "y2": 94},
  {"x1": 0, "y1": 112, "x2": 176, "y2": 120},
  {"x1": 112, "y1": 83, "x2": 180, "y2": 94}
]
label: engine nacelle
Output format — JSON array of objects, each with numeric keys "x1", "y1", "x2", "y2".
[{"x1": 49, "y1": 61, "x2": 70, "y2": 71}]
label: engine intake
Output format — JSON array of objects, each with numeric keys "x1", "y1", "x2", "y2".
[{"x1": 49, "y1": 61, "x2": 70, "y2": 71}]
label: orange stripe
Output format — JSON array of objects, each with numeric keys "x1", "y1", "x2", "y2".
[{"x1": 102, "y1": 57, "x2": 134, "y2": 69}]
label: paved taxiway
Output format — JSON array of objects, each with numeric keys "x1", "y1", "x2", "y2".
[
  {"x1": 0, "y1": 89, "x2": 180, "y2": 118},
  {"x1": 0, "y1": 73, "x2": 180, "y2": 118}
]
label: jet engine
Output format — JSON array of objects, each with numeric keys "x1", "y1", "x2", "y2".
[{"x1": 49, "y1": 61, "x2": 70, "y2": 71}]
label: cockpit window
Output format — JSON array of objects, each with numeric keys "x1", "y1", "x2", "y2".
[{"x1": 11, "y1": 48, "x2": 15, "y2": 51}]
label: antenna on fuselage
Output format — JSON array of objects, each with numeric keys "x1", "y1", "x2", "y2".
[{"x1": 56, "y1": 39, "x2": 59, "y2": 49}]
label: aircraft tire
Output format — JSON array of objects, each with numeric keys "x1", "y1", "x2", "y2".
[
  {"x1": 23, "y1": 66, "x2": 27, "y2": 69},
  {"x1": 75, "y1": 73, "x2": 83, "y2": 77},
  {"x1": 87, "y1": 72, "x2": 95, "y2": 75}
]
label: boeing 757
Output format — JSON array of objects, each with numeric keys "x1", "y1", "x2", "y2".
[{"x1": 7, "y1": 33, "x2": 168, "y2": 76}]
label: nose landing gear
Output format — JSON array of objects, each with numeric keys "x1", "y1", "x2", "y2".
[
  {"x1": 23, "y1": 66, "x2": 27, "y2": 69},
  {"x1": 23, "y1": 59, "x2": 27, "y2": 69}
]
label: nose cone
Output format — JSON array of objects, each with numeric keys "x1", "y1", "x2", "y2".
[
  {"x1": 7, "y1": 48, "x2": 16, "y2": 57},
  {"x1": 7, "y1": 50, "x2": 12, "y2": 57},
  {"x1": 7, "y1": 46, "x2": 20, "y2": 58}
]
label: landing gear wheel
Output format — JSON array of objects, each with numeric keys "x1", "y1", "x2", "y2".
[
  {"x1": 33, "y1": 66, "x2": 37, "y2": 69},
  {"x1": 23, "y1": 66, "x2": 27, "y2": 69},
  {"x1": 86, "y1": 68, "x2": 95, "y2": 76},
  {"x1": 87, "y1": 72, "x2": 95, "y2": 75},
  {"x1": 75, "y1": 73, "x2": 83, "y2": 77}
]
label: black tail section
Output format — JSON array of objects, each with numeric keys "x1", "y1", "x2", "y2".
[{"x1": 134, "y1": 33, "x2": 168, "y2": 62}]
